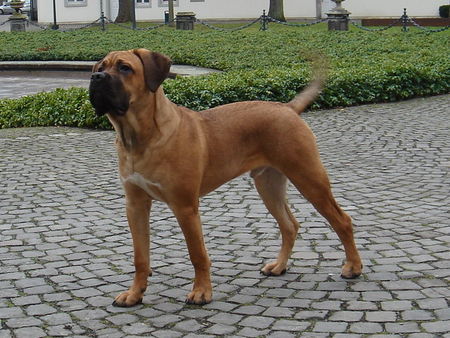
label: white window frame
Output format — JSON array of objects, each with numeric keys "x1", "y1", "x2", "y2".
[
  {"x1": 136, "y1": 0, "x2": 151, "y2": 7},
  {"x1": 158, "y1": 0, "x2": 179, "y2": 7},
  {"x1": 65, "y1": 0, "x2": 87, "y2": 7}
]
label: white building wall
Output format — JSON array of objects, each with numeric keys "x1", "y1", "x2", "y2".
[
  {"x1": 345, "y1": 0, "x2": 449, "y2": 18},
  {"x1": 132, "y1": 0, "x2": 315, "y2": 21},
  {"x1": 37, "y1": 0, "x2": 450, "y2": 24},
  {"x1": 37, "y1": 1, "x2": 103, "y2": 24}
]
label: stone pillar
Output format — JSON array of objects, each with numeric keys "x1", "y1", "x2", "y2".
[
  {"x1": 176, "y1": 12, "x2": 196, "y2": 30},
  {"x1": 10, "y1": 17, "x2": 27, "y2": 32},
  {"x1": 327, "y1": 0, "x2": 351, "y2": 31},
  {"x1": 9, "y1": 0, "x2": 27, "y2": 32}
]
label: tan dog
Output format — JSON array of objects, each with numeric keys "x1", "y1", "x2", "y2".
[{"x1": 89, "y1": 49, "x2": 362, "y2": 306}]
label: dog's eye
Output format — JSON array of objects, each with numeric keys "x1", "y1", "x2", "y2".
[
  {"x1": 97, "y1": 66, "x2": 104, "y2": 72},
  {"x1": 119, "y1": 64, "x2": 132, "y2": 73}
]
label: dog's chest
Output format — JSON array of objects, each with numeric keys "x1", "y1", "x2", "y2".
[{"x1": 121, "y1": 172, "x2": 165, "y2": 202}]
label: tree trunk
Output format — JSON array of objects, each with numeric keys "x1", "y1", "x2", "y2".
[
  {"x1": 115, "y1": 0, "x2": 131, "y2": 23},
  {"x1": 268, "y1": 0, "x2": 286, "y2": 22},
  {"x1": 168, "y1": 0, "x2": 175, "y2": 27}
]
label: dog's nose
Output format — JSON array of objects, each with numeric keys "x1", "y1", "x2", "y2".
[{"x1": 91, "y1": 72, "x2": 106, "y2": 81}]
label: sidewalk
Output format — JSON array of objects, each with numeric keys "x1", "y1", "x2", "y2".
[
  {"x1": 0, "y1": 62, "x2": 220, "y2": 99},
  {"x1": 0, "y1": 94, "x2": 449, "y2": 337}
]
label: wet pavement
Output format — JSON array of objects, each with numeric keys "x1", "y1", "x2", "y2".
[
  {"x1": 0, "y1": 63, "x2": 220, "y2": 99},
  {"x1": 0, "y1": 94, "x2": 449, "y2": 337},
  {"x1": 0, "y1": 70, "x2": 91, "y2": 99}
]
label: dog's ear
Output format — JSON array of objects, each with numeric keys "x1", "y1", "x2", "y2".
[
  {"x1": 92, "y1": 60, "x2": 102, "y2": 72},
  {"x1": 133, "y1": 49, "x2": 172, "y2": 92}
]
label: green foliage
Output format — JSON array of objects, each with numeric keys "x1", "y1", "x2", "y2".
[
  {"x1": 439, "y1": 5, "x2": 450, "y2": 18},
  {"x1": 0, "y1": 88, "x2": 109, "y2": 129},
  {"x1": 0, "y1": 26, "x2": 449, "y2": 129}
]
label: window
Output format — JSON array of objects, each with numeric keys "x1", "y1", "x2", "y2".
[
  {"x1": 158, "y1": 0, "x2": 179, "y2": 7},
  {"x1": 65, "y1": 0, "x2": 87, "y2": 7},
  {"x1": 136, "y1": 0, "x2": 151, "y2": 7}
]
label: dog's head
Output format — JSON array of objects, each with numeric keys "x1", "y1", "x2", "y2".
[{"x1": 89, "y1": 49, "x2": 172, "y2": 116}]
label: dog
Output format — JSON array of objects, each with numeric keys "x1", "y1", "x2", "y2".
[{"x1": 89, "y1": 48, "x2": 362, "y2": 306}]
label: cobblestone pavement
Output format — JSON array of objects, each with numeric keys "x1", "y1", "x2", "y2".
[{"x1": 0, "y1": 95, "x2": 449, "y2": 337}]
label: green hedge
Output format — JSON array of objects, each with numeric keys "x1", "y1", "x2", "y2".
[
  {"x1": 1, "y1": 61, "x2": 447, "y2": 130},
  {"x1": 0, "y1": 27, "x2": 449, "y2": 129}
]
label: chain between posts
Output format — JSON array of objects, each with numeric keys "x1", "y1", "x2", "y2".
[
  {"x1": 9, "y1": 8, "x2": 448, "y2": 33},
  {"x1": 196, "y1": 17, "x2": 261, "y2": 32},
  {"x1": 351, "y1": 8, "x2": 449, "y2": 33}
]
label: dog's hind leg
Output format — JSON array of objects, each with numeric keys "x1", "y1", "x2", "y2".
[
  {"x1": 251, "y1": 167, "x2": 300, "y2": 276},
  {"x1": 285, "y1": 162, "x2": 362, "y2": 279}
]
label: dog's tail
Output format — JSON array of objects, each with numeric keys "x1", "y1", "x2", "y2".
[{"x1": 287, "y1": 56, "x2": 328, "y2": 115}]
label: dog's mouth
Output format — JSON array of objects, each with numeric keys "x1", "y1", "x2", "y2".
[{"x1": 89, "y1": 72, "x2": 129, "y2": 116}]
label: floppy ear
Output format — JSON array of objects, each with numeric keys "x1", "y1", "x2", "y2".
[
  {"x1": 92, "y1": 59, "x2": 103, "y2": 72},
  {"x1": 133, "y1": 48, "x2": 172, "y2": 92}
]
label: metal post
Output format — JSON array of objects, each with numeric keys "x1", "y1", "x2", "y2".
[
  {"x1": 131, "y1": 0, "x2": 136, "y2": 30},
  {"x1": 100, "y1": 0, "x2": 105, "y2": 31},
  {"x1": 401, "y1": 8, "x2": 408, "y2": 32},
  {"x1": 261, "y1": 9, "x2": 268, "y2": 31},
  {"x1": 52, "y1": 0, "x2": 58, "y2": 30}
]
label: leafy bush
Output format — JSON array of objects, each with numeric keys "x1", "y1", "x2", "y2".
[
  {"x1": 0, "y1": 88, "x2": 109, "y2": 129},
  {"x1": 439, "y1": 5, "x2": 450, "y2": 18},
  {"x1": 0, "y1": 26, "x2": 449, "y2": 129}
]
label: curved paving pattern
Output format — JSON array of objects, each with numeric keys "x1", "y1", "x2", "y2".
[{"x1": 0, "y1": 95, "x2": 449, "y2": 337}]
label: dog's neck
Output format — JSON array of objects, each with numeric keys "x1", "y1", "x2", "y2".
[{"x1": 107, "y1": 87, "x2": 181, "y2": 153}]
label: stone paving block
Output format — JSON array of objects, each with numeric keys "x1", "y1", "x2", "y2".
[
  {"x1": 0, "y1": 308, "x2": 24, "y2": 319},
  {"x1": 294, "y1": 310, "x2": 328, "y2": 320},
  {"x1": 205, "y1": 323, "x2": 237, "y2": 335},
  {"x1": 272, "y1": 319, "x2": 310, "y2": 331},
  {"x1": 208, "y1": 312, "x2": 242, "y2": 325},
  {"x1": 5, "y1": 316, "x2": 42, "y2": 329},
  {"x1": 385, "y1": 322, "x2": 421, "y2": 334},
  {"x1": 239, "y1": 315, "x2": 275, "y2": 329},
  {"x1": 420, "y1": 321, "x2": 450, "y2": 333},
  {"x1": 13, "y1": 327, "x2": 46, "y2": 338},
  {"x1": 366, "y1": 311, "x2": 397, "y2": 322},
  {"x1": 416, "y1": 297, "x2": 448, "y2": 310},
  {"x1": 380, "y1": 300, "x2": 412, "y2": 311},
  {"x1": 401, "y1": 309, "x2": 434, "y2": 321},
  {"x1": 329, "y1": 310, "x2": 364, "y2": 322},
  {"x1": 25, "y1": 304, "x2": 57, "y2": 316},
  {"x1": 349, "y1": 322, "x2": 383, "y2": 334},
  {"x1": 313, "y1": 321, "x2": 348, "y2": 333},
  {"x1": 434, "y1": 308, "x2": 450, "y2": 320},
  {"x1": 173, "y1": 319, "x2": 205, "y2": 332}
]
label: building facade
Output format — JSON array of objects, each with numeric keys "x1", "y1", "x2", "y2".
[{"x1": 36, "y1": 0, "x2": 449, "y2": 24}]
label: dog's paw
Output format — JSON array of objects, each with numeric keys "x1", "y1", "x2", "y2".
[
  {"x1": 260, "y1": 261, "x2": 287, "y2": 276},
  {"x1": 185, "y1": 287, "x2": 212, "y2": 305},
  {"x1": 113, "y1": 290, "x2": 143, "y2": 307},
  {"x1": 341, "y1": 261, "x2": 363, "y2": 279}
]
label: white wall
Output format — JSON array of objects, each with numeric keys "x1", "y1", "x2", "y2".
[
  {"x1": 345, "y1": 0, "x2": 450, "y2": 18},
  {"x1": 132, "y1": 0, "x2": 315, "y2": 21},
  {"x1": 37, "y1": 0, "x2": 450, "y2": 24},
  {"x1": 38, "y1": 1, "x2": 103, "y2": 24}
]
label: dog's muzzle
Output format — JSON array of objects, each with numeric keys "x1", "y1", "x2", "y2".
[{"x1": 89, "y1": 72, "x2": 130, "y2": 116}]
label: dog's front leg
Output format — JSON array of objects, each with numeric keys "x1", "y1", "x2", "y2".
[
  {"x1": 113, "y1": 184, "x2": 152, "y2": 307},
  {"x1": 172, "y1": 204, "x2": 212, "y2": 305}
]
